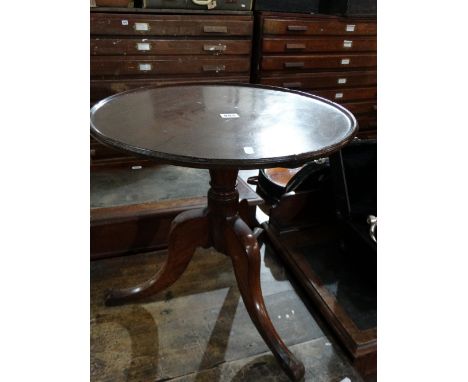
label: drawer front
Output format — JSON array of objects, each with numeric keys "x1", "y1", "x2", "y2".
[
  {"x1": 91, "y1": 76, "x2": 251, "y2": 102},
  {"x1": 263, "y1": 18, "x2": 377, "y2": 36},
  {"x1": 262, "y1": 54, "x2": 377, "y2": 71},
  {"x1": 143, "y1": 0, "x2": 253, "y2": 10},
  {"x1": 356, "y1": 114, "x2": 377, "y2": 131},
  {"x1": 91, "y1": 14, "x2": 253, "y2": 36},
  {"x1": 262, "y1": 36, "x2": 376, "y2": 53},
  {"x1": 91, "y1": 56, "x2": 250, "y2": 76},
  {"x1": 91, "y1": 38, "x2": 252, "y2": 56},
  {"x1": 310, "y1": 87, "x2": 377, "y2": 102},
  {"x1": 341, "y1": 101, "x2": 377, "y2": 115},
  {"x1": 259, "y1": 71, "x2": 377, "y2": 89}
]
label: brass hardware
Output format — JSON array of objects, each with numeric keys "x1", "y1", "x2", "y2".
[
  {"x1": 202, "y1": 64, "x2": 226, "y2": 72},
  {"x1": 133, "y1": 22, "x2": 150, "y2": 32},
  {"x1": 287, "y1": 25, "x2": 308, "y2": 31},
  {"x1": 367, "y1": 215, "x2": 377, "y2": 243},
  {"x1": 284, "y1": 62, "x2": 304, "y2": 68},
  {"x1": 136, "y1": 42, "x2": 151, "y2": 51},
  {"x1": 203, "y1": 44, "x2": 227, "y2": 52},
  {"x1": 282, "y1": 82, "x2": 302, "y2": 88},
  {"x1": 203, "y1": 26, "x2": 228, "y2": 33},
  {"x1": 285, "y1": 43, "x2": 306, "y2": 50},
  {"x1": 138, "y1": 63, "x2": 152, "y2": 71}
]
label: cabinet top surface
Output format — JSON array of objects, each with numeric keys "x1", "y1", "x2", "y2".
[{"x1": 90, "y1": 83, "x2": 357, "y2": 169}]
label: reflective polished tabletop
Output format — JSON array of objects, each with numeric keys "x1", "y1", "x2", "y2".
[{"x1": 90, "y1": 84, "x2": 358, "y2": 169}]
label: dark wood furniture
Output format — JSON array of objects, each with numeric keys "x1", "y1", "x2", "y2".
[
  {"x1": 90, "y1": 7, "x2": 253, "y2": 167},
  {"x1": 260, "y1": 140, "x2": 377, "y2": 377},
  {"x1": 90, "y1": 83, "x2": 357, "y2": 381},
  {"x1": 91, "y1": 165, "x2": 262, "y2": 259},
  {"x1": 253, "y1": 12, "x2": 377, "y2": 138}
]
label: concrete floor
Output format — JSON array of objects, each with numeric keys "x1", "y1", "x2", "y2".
[{"x1": 91, "y1": 239, "x2": 366, "y2": 382}]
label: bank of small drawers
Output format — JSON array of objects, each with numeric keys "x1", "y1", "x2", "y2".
[
  {"x1": 90, "y1": 10, "x2": 253, "y2": 167},
  {"x1": 254, "y1": 12, "x2": 377, "y2": 138}
]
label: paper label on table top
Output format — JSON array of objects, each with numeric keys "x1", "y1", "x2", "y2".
[
  {"x1": 244, "y1": 147, "x2": 254, "y2": 154},
  {"x1": 220, "y1": 113, "x2": 240, "y2": 119}
]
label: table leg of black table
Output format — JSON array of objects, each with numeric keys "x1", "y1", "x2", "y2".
[{"x1": 105, "y1": 168, "x2": 305, "y2": 381}]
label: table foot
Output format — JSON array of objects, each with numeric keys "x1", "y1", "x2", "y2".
[
  {"x1": 106, "y1": 208, "x2": 210, "y2": 306},
  {"x1": 226, "y1": 216, "x2": 305, "y2": 381}
]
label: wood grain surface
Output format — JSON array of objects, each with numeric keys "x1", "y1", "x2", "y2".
[{"x1": 90, "y1": 83, "x2": 357, "y2": 169}]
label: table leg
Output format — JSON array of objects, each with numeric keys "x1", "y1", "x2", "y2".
[
  {"x1": 225, "y1": 215, "x2": 305, "y2": 381},
  {"x1": 105, "y1": 208, "x2": 210, "y2": 306},
  {"x1": 208, "y1": 169, "x2": 305, "y2": 381},
  {"x1": 104, "y1": 168, "x2": 304, "y2": 381}
]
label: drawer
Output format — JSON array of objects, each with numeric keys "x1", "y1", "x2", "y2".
[
  {"x1": 262, "y1": 36, "x2": 376, "y2": 53},
  {"x1": 263, "y1": 18, "x2": 376, "y2": 36},
  {"x1": 356, "y1": 114, "x2": 377, "y2": 131},
  {"x1": 90, "y1": 75, "x2": 251, "y2": 102},
  {"x1": 341, "y1": 101, "x2": 377, "y2": 115},
  {"x1": 310, "y1": 87, "x2": 376, "y2": 102},
  {"x1": 91, "y1": 56, "x2": 251, "y2": 76},
  {"x1": 91, "y1": 13, "x2": 253, "y2": 36},
  {"x1": 143, "y1": 0, "x2": 253, "y2": 10},
  {"x1": 91, "y1": 38, "x2": 252, "y2": 56},
  {"x1": 258, "y1": 71, "x2": 377, "y2": 89},
  {"x1": 261, "y1": 54, "x2": 377, "y2": 71}
]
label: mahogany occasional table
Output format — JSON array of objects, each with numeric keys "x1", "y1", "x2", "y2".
[{"x1": 90, "y1": 84, "x2": 357, "y2": 381}]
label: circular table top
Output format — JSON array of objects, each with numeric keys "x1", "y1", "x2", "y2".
[{"x1": 90, "y1": 84, "x2": 358, "y2": 169}]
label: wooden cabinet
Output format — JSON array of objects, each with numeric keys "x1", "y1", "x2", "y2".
[
  {"x1": 90, "y1": 8, "x2": 253, "y2": 167},
  {"x1": 254, "y1": 12, "x2": 377, "y2": 138}
]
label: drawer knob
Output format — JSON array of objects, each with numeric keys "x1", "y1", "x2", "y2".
[
  {"x1": 202, "y1": 64, "x2": 226, "y2": 72},
  {"x1": 136, "y1": 42, "x2": 151, "y2": 51},
  {"x1": 284, "y1": 62, "x2": 304, "y2": 68},
  {"x1": 282, "y1": 82, "x2": 302, "y2": 88},
  {"x1": 287, "y1": 25, "x2": 308, "y2": 32},
  {"x1": 203, "y1": 26, "x2": 228, "y2": 33},
  {"x1": 285, "y1": 43, "x2": 306, "y2": 50},
  {"x1": 203, "y1": 44, "x2": 227, "y2": 53},
  {"x1": 134, "y1": 22, "x2": 150, "y2": 32}
]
